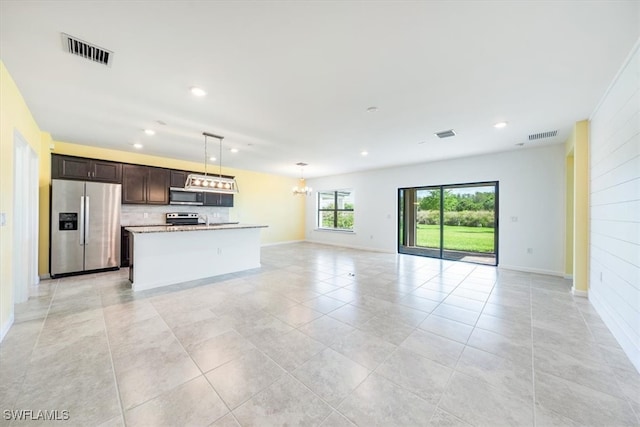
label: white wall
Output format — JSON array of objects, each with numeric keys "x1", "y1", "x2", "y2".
[
  {"x1": 589, "y1": 41, "x2": 640, "y2": 372},
  {"x1": 305, "y1": 144, "x2": 566, "y2": 275}
]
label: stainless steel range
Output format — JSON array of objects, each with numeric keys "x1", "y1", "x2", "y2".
[{"x1": 166, "y1": 212, "x2": 199, "y2": 225}]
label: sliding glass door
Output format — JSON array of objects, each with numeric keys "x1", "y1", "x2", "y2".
[{"x1": 399, "y1": 182, "x2": 498, "y2": 266}]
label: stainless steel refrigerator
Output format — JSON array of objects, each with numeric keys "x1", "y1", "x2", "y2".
[{"x1": 51, "y1": 179, "x2": 121, "y2": 277}]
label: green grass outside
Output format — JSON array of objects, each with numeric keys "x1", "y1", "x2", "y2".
[{"x1": 417, "y1": 224, "x2": 495, "y2": 253}]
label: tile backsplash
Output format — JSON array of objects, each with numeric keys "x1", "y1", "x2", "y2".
[{"x1": 121, "y1": 205, "x2": 230, "y2": 226}]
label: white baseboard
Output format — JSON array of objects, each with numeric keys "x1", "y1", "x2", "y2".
[
  {"x1": 261, "y1": 239, "x2": 304, "y2": 247},
  {"x1": 571, "y1": 286, "x2": 588, "y2": 298},
  {"x1": 39, "y1": 273, "x2": 51, "y2": 280},
  {"x1": 590, "y1": 288, "x2": 640, "y2": 373},
  {"x1": 304, "y1": 239, "x2": 394, "y2": 254},
  {"x1": 498, "y1": 264, "x2": 565, "y2": 277},
  {"x1": 563, "y1": 274, "x2": 573, "y2": 280},
  {"x1": 0, "y1": 312, "x2": 15, "y2": 343}
]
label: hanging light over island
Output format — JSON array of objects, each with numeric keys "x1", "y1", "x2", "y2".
[{"x1": 184, "y1": 132, "x2": 238, "y2": 194}]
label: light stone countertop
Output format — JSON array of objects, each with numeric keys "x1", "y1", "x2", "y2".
[{"x1": 125, "y1": 223, "x2": 268, "y2": 233}]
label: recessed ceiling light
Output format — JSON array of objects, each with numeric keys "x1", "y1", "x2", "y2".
[
  {"x1": 144, "y1": 129, "x2": 155, "y2": 135},
  {"x1": 494, "y1": 121, "x2": 508, "y2": 129},
  {"x1": 366, "y1": 106, "x2": 378, "y2": 113},
  {"x1": 190, "y1": 86, "x2": 206, "y2": 97},
  {"x1": 209, "y1": 156, "x2": 216, "y2": 161},
  {"x1": 230, "y1": 148, "x2": 239, "y2": 153},
  {"x1": 133, "y1": 143, "x2": 143, "y2": 149},
  {"x1": 361, "y1": 151, "x2": 368, "y2": 156}
]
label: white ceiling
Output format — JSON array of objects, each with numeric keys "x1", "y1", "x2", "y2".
[{"x1": 1, "y1": 1, "x2": 638, "y2": 178}]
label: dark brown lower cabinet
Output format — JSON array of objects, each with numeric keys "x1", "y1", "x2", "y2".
[{"x1": 121, "y1": 228, "x2": 130, "y2": 267}]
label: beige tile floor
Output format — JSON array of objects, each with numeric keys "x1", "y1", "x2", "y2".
[{"x1": 1, "y1": 243, "x2": 639, "y2": 426}]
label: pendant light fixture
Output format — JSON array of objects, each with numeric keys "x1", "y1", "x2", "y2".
[
  {"x1": 184, "y1": 132, "x2": 238, "y2": 193},
  {"x1": 292, "y1": 162, "x2": 312, "y2": 196}
]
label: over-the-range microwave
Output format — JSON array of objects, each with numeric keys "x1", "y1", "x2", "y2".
[{"x1": 169, "y1": 187, "x2": 204, "y2": 205}]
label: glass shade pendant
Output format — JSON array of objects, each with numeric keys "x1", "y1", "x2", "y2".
[{"x1": 292, "y1": 162, "x2": 312, "y2": 196}]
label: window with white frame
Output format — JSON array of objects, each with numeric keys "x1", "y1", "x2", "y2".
[{"x1": 317, "y1": 190, "x2": 354, "y2": 231}]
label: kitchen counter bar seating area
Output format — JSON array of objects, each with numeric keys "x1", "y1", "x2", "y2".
[{"x1": 126, "y1": 224, "x2": 268, "y2": 291}]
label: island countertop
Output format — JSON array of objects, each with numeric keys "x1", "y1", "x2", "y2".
[
  {"x1": 127, "y1": 223, "x2": 268, "y2": 291},
  {"x1": 125, "y1": 223, "x2": 268, "y2": 233}
]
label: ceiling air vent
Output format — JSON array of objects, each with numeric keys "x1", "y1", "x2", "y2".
[
  {"x1": 528, "y1": 130, "x2": 558, "y2": 141},
  {"x1": 435, "y1": 129, "x2": 456, "y2": 139},
  {"x1": 61, "y1": 33, "x2": 113, "y2": 67}
]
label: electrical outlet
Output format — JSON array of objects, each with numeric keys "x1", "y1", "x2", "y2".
[
  {"x1": 527, "y1": 248, "x2": 533, "y2": 254},
  {"x1": 511, "y1": 216, "x2": 518, "y2": 222}
]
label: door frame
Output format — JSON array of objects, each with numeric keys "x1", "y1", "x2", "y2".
[
  {"x1": 398, "y1": 180, "x2": 499, "y2": 266},
  {"x1": 12, "y1": 130, "x2": 39, "y2": 305}
]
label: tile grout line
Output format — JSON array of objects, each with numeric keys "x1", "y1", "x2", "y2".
[
  {"x1": 571, "y1": 294, "x2": 640, "y2": 425},
  {"x1": 150, "y1": 299, "x2": 240, "y2": 426},
  {"x1": 99, "y1": 293, "x2": 128, "y2": 427},
  {"x1": 6, "y1": 278, "x2": 59, "y2": 424},
  {"x1": 323, "y1": 262, "x2": 480, "y2": 425},
  {"x1": 428, "y1": 264, "x2": 496, "y2": 425}
]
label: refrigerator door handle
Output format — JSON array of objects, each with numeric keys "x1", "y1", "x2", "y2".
[
  {"x1": 79, "y1": 196, "x2": 85, "y2": 246},
  {"x1": 85, "y1": 196, "x2": 90, "y2": 244}
]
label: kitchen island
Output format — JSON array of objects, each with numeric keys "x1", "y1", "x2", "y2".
[{"x1": 125, "y1": 223, "x2": 268, "y2": 291}]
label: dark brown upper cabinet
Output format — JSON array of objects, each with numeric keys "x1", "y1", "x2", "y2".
[
  {"x1": 52, "y1": 154, "x2": 122, "y2": 183},
  {"x1": 122, "y1": 164, "x2": 169, "y2": 205},
  {"x1": 169, "y1": 170, "x2": 188, "y2": 188},
  {"x1": 204, "y1": 192, "x2": 234, "y2": 207}
]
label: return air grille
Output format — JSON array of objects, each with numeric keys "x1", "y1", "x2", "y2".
[
  {"x1": 435, "y1": 129, "x2": 456, "y2": 139},
  {"x1": 61, "y1": 33, "x2": 113, "y2": 66},
  {"x1": 528, "y1": 130, "x2": 558, "y2": 141}
]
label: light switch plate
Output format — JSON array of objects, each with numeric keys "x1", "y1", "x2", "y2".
[{"x1": 0, "y1": 213, "x2": 6, "y2": 226}]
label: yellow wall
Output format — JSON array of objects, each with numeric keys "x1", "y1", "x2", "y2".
[
  {"x1": 565, "y1": 120, "x2": 589, "y2": 294},
  {"x1": 565, "y1": 153, "x2": 574, "y2": 276},
  {"x1": 0, "y1": 61, "x2": 44, "y2": 333},
  {"x1": 43, "y1": 141, "x2": 305, "y2": 275}
]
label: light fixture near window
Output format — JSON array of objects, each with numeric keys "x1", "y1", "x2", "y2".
[
  {"x1": 292, "y1": 162, "x2": 312, "y2": 196},
  {"x1": 184, "y1": 132, "x2": 238, "y2": 194}
]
